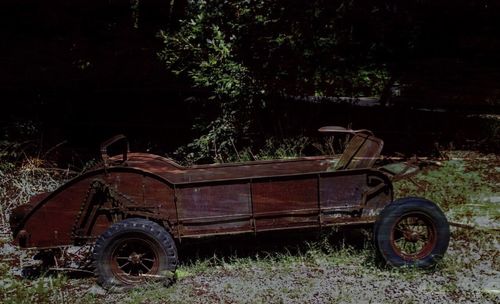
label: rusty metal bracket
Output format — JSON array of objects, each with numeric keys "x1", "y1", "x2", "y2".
[
  {"x1": 71, "y1": 179, "x2": 154, "y2": 243},
  {"x1": 100, "y1": 134, "x2": 129, "y2": 169},
  {"x1": 318, "y1": 126, "x2": 374, "y2": 136}
]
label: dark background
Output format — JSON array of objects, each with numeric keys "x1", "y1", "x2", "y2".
[{"x1": 1, "y1": 0, "x2": 499, "y2": 165}]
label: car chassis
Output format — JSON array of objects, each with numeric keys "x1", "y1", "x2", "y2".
[{"x1": 10, "y1": 127, "x2": 450, "y2": 287}]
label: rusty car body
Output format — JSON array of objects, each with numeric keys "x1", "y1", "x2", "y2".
[{"x1": 10, "y1": 127, "x2": 450, "y2": 287}]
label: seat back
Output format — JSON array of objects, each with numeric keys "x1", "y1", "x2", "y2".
[{"x1": 335, "y1": 133, "x2": 384, "y2": 170}]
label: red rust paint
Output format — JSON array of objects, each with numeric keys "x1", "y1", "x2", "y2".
[{"x1": 11, "y1": 130, "x2": 395, "y2": 249}]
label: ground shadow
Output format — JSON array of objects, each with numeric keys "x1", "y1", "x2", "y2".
[
  {"x1": 19, "y1": 225, "x2": 375, "y2": 280},
  {"x1": 177, "y1": 225, "x2": 374, "y2": 265}
]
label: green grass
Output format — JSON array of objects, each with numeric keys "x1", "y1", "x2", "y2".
[
  {"x1": 394, "y1": 151, "x2": 499, "y2": 226},
  {"x1": 1, "y1": 151, "x2": 499, "y2": 303},
  {"x1": 115, "y1": 228, "x2": 498, "y2": 303},
  {"x1": 0, "y1": 262, "x2": 66, "y2": 304},
  {"x1": 116, "y1": 151, "x2": 499, "y2": 303}
]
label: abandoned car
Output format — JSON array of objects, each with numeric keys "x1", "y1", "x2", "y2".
[{"x1": 10, "y1": 127, "x2": 450, "y2": 287}]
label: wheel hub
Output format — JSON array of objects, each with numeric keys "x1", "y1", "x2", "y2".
[
  {"x1": 404, "y1": 231, "x2": 420, "y2": 243},
  {"x1": 390, "y1": 212, "x2": 438, "y2": 260},
  {"x1": 129, "y1": 252, "x2": 142, "y2": 264}
]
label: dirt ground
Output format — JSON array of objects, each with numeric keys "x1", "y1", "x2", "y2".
[
  {"x1": 1, "y1": 152, "x2": 499, "y2": 303},
  {"x1": 1, "y1": 224, "x2": 498, "y2": 304}
]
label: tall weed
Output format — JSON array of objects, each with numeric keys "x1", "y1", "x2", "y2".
[
  {"x1": 394, "y1": 157, "x2": 496, "y2": 209},
  {"x1": 0, "y1": 159, "x2": 67, "y2": 230}
]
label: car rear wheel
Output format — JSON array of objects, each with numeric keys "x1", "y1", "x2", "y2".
[
  {"x1": 374, "y1": 197, "x2": 449, "y2": 268},
  {"x1": 93, "y1": 218, "x2": 178, "y2": 289}
]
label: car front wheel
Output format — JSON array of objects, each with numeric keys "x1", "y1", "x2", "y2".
[
  {"x1": 93, "y1": 218, "x2": 178, "y2": 289},
  {"x1": 374, "y1": 197, "x2": 450, "y2": 268}
]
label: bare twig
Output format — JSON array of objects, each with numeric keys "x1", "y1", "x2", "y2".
[
  {"x1": 42, "y1": 140, "x2": 68, "y2": 159},
  {"x1": 449, "y1": 221, "x2": 500, "y2": 233}
]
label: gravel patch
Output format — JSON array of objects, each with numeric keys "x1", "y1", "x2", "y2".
[{"x1": 98, "y1": 227, "x2": 499, "y2": 304}]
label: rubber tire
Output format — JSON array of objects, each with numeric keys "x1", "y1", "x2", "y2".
[
  {"x1": 374, "y1": 197, "x2": 450, "y2": 268},
  {"x1": 93, "y1": 218, "x2": 178, "y2": 289}
]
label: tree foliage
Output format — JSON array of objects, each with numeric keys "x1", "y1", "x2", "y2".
[{"x1": 159, "y1": 0, "x2": 413, "y2": 162}]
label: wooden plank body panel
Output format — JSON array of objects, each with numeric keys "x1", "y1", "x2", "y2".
[
  {"x1": 15, "y1": 169, "x2": 178, "y2": 248},
  {"x1": 21, "y1": 178, "x2": 94, "y2": 247},
  {"x1": 252, "y1": 178, "x2": 318, "y2": 230},
  {"x1": 177, "y1": 183, "x2": 252, "y2": 236},
  {"x1": 320, "y1": 174, "x2": 366, "y2": 208},
  {"x1": 89, "y1": 172, "x2": 177, "y2": 237},
  {"x1": 12, "y1": 155, "x2": 393, "y2": 248},
  {"x1": 124, "y1": 153, "x2": 334, "y2": 183}
]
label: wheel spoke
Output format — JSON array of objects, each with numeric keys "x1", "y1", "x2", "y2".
[
  {"x1": 116, "y1": 256, "x2": 129, "y2": 260},
  {"x1": 395, "y1": 227, "x2": 406, "y2": 234},
  {"x1": 140, "y1": 262, "x2": 151, "y2": 272},
  {"x1": 395, "y1": 236, "x2": 406, "y2": 242},
  {"x1": 112, "y1": 239, "x2": 160, "y2": 279},
  {"x1": 408, "y1": 244, "x2": 414, "y2": 254},
  {"x1": 400, "y1": 242, "x2": 408, "y2": 253},
  {"x1": 398, "y1": 222, "x2": 408, "y2": 231},
  {"x1": 393, "y1": 214, "x2": 435, "y2": 256},
  {"x1": 417, "y1": 234, "x2": 428, "y2": 241},
  {"x1": 393, "y1": 216, "x2": 429, "y2": 257}
]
